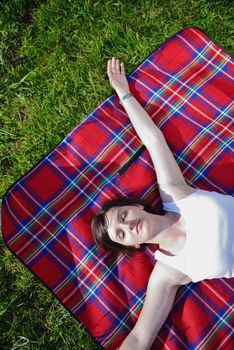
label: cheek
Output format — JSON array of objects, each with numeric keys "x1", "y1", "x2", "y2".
[
  {"x1": 125, "y1": 234, "x2": 138, "y2": 246},
  {"x1": 141, "y1": 217, "x2": 147, "y2": 230},
  {"x1": 140, "y1": 219, "x2": 151, "y2": 238}
]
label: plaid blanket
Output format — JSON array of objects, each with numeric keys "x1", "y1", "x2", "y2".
[{"x1": 1, "y1": 27, "x2": 234, "y2": 349}]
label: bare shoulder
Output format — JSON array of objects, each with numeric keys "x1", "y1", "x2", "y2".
[
  {"x1": 149, "y1": 260, "x2": 192, "y2": 287},
  {"x1": 160, "y1": 183, "x2": 196, "y2": 203}
]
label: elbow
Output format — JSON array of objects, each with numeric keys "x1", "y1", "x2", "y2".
[{"x1": 143, "y1": 129, "x2": 166, "y2": 154}]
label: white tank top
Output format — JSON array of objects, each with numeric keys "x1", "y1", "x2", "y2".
[{"x1": 154, "y1": 189, "x2": 234, "y2": 282}]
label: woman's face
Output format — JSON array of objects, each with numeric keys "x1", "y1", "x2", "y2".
[{"x1": 105, "y1": 204, "x2": 155, "y2": 247}]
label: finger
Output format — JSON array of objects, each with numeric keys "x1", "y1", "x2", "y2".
[
  {"x1": 120, "y1": 62, "x2": 125, "y2": 74},
  {"x1": 108, "y1": 59, "x2": 114, "y2": 77},
  {"x1": 107, "y1": 59, "x2": 112, "y2": 76},
  {"x1": 112, "y1": 57, "x2": 116, "y2": 71},
  {"x1": 116, "y1": 59, "x2": 120, "y2": 74}
]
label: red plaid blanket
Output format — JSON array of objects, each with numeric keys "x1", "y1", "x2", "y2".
[{"x1": 2, "y1": 27, "x2": 234, "y2": 349}]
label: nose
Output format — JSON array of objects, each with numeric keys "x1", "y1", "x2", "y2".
[
  {"x1": 129, "y1": 221, "x2": 135, "y2": 230},
  {"x1": 119, "y1": 220, "x2": 135, "y2": 232},
  {"x1": 119, "y1": 220, "x2": 138, "y2": 234},
  {"x1": 127, "y1": 220, "x2": 138, "y2": 231}
]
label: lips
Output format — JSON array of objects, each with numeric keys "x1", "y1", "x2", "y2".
[{"x1": 136, "y1": 220, "x2": 140, "y2": 234}]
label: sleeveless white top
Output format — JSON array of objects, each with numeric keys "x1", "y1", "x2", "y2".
[{"x1": 154, "y1": 189, "x2": 234, "y2": 282}]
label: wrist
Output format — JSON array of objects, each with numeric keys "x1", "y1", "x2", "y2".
[
  {"x1": 119, "y1": 92, "x2": 134, "y2": 105},
  {"x1": 116, "y1": 87, "x2": 131, "y2": 99}
]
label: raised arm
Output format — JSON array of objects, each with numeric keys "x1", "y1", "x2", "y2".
[
  {"x1": 107, "y1": 58, "x2": 195, "y2": 203},
  {"x1": 118, "y1": 261, "x2": 189, "y2": 350}
]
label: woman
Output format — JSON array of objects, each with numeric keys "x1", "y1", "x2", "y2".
[{"x1": 91, "y1": 57, "x2": 234, "y2": 350}]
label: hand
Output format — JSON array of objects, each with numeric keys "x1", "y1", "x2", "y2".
[{"x1": 107, "y1": 57, "x2": 130, "y2": 97}]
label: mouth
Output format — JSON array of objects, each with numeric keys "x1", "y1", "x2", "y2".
[{"x1": 136, "y1": 220, "x2": 141, "y2": 234}]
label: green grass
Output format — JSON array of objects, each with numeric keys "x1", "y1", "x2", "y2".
[{"x1": 0, "y1": 0, "x2": 233, "y2": 349}]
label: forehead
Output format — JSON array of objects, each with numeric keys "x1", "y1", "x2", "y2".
[
  {"x1": 105, "y1": 206, "x2": 120, "y2": 226},
  {"x1": 105, "y1": 206, "x2": 120, "y2": 242}
]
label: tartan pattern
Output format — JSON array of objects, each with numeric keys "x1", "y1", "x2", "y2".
[{"x1": 1, "y1": 27, "x2": 234, "y2": 349}]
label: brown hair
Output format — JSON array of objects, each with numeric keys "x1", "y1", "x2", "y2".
[{"x1": 91, "y1": 197, "x2": 156, "y2": 256}]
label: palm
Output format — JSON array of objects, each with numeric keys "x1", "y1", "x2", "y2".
[{"x1": 107, "y1": 57, "x2": 129, "y2": 93}]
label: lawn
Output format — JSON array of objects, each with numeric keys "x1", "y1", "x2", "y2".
[{"x1": 0, "y1": 0, "x2": 233, "y2": 349}]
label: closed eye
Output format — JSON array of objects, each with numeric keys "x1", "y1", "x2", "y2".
[
  {"x1": 118, "y1": 229, "x2": 125, "y2": 240},
  {"x1": 121, "y1": 210, "x2": 127, "y2": 222}
]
